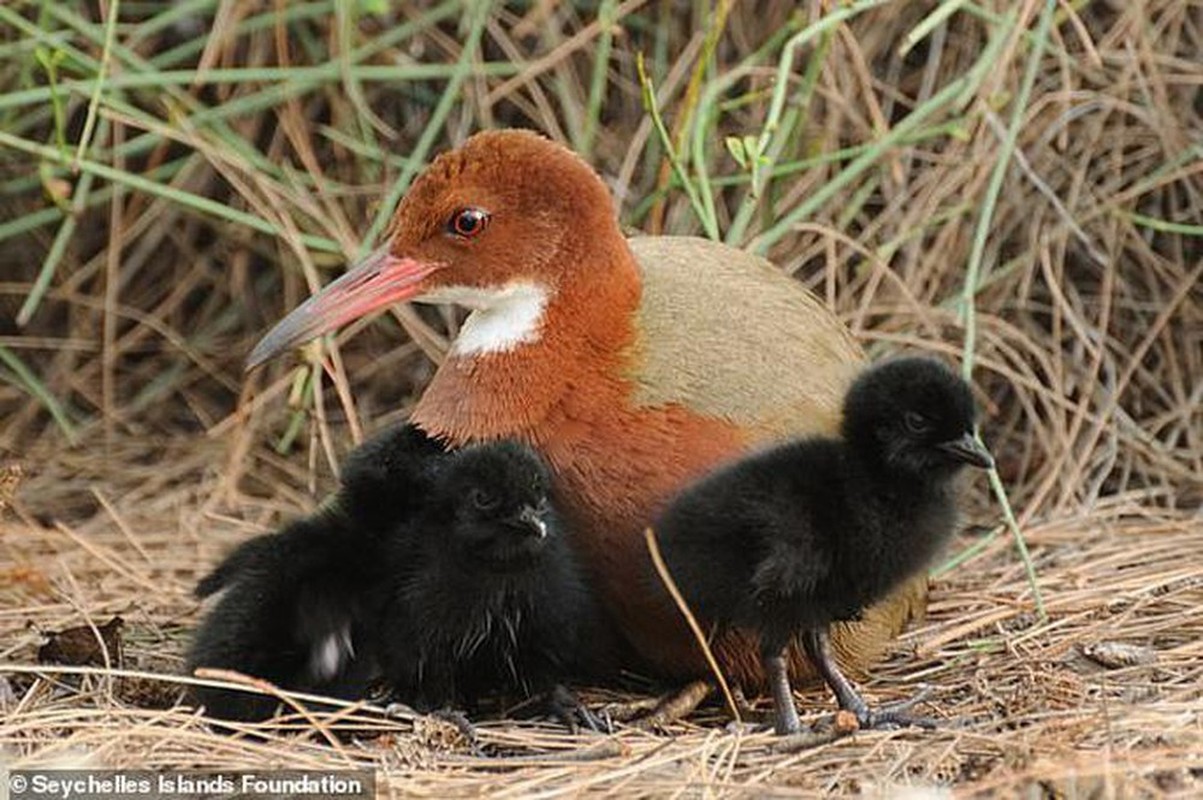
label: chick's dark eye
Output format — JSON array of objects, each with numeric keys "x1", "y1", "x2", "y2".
[
  {"x1": 469, "y1": 487, "x2": 499, "y2": 511},
  {"x1": 904, "y1": 411, "x2": 931, "y2": 434},
  {"x1": 448, "y1": 207, "x2": 490, "y2": 239}
]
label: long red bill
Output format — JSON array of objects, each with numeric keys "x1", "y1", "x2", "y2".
[{"x1": 245, "y1": 246, "x2": 440, "y2": 370}]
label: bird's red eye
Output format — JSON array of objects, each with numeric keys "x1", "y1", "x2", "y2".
[{"x1": 448, "y1": 207, "x2": 490, "y2": 239}]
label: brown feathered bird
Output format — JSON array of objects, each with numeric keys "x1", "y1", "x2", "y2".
[{"x1": 247, "y1": 129, "x2": 927, "y2": 689}]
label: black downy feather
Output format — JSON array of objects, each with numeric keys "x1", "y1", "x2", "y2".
[
  {"x1": 651, "y1": 356, "x2": 994, "y2": 733},
  {"x1": 373, "y1": 441, "x2": 602, "y2": 727},
  {"x1": 185, "y1": 422, "x2": 446, "y2": 722},
  {"x1": 187, "y1": 423, "x2": 602, "y2": 728}
]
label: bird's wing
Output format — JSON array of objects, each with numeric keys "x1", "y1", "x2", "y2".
[
  {"x1": 294, "y1": 583, "x2": 361, "y2": 682},
  {"x1": 193, "y1": 534, "x2": 282, "y2": 598},
  {"x1": 625, "y1": 236, "x2": 864, "y2": 440},
  {"x1": 750, "y1": 535, "x2": 831, "y2": 602}
]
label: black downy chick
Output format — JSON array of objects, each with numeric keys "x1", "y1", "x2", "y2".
[
  {"x1": 651, "y1": 357, "x2": 994, "y2": 734},
  {"x1": 374, "y1": 440, "x2": 603, "y2": 731},
  {"x1": 186, "y1": 423, "x2": 446, "y2": 722}
]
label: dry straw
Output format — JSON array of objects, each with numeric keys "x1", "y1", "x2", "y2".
[{"x1": 2, "y1": 0, "x2": 1200, "y2": 795}]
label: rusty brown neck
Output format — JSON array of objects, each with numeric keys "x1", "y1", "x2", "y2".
[{"x1": 411, "y1": 236, "x2": 640, "y2": 446}]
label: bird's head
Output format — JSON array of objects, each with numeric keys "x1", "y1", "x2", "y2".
[
  {"x1": 336, "y1": 423, "x2": 447, "y2": 528},
  {"x1": 842, "y1": 356, "x2": 994, "y2": 479},
  {"x1": 435, "y1": 440, "x2": 558, "y2": 568},
  {"x1": 247, "y1": 130, "x2": 624, "y2": 368}
]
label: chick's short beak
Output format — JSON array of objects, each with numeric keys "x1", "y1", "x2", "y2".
[
  {"x1": 938, "y1": 433, "x2": 995, "y2": 469},
  {"x1": 516, "y1": 505, "x2": 549, "y2": 539}
]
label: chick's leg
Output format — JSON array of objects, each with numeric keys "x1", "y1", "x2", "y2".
[
  {"x1": 800, "y1": 627, "x2": 935, "y2": 731},
  {"x1": 760, "y1": 635, "x2": 801, "y2": 735}
]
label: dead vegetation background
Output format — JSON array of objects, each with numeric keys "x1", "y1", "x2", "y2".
[{"x1": 1, "y1": 0, "x2": 1200, "y2": 796}]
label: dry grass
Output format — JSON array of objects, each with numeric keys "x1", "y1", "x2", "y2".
[
  {"x1": 1, "y1": 0, "x2": 1201, "y2": 795},
  {"x1": 2, "y1": 475, "x2": 1200, "y2": 796}
]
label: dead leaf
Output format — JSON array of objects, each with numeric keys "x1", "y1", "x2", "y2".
[
  {"x1": 37, "y1": 616, "x2": 125, "y2": 667},
  {"x1": 1081, "y1": 641, "x2": 1156, "y2": 669}
]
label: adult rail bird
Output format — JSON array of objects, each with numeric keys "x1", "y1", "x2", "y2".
[{"x1": 246, "y1": 129, "x2": 928, "y2": 689}]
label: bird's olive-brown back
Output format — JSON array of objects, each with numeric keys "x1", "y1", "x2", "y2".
[
  {"x1": 626, "y1": 236, "x2": 861, "y2": 436},
  {"x1": 621, "y1": 236, "x2": 927, "y2": 685}
]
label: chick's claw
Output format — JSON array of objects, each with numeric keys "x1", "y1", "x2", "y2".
[
  {"x1": 862, "y1": 693, "x2": 939, "y2": 731},
  {"x1": 549, "y1": 684, "x2": 611, "y2": 734},
  {"x1": 863, "y1": 708, "x2": 939, "y2": 731},
  {"x1": 849, "y1": 686, "x2": 939, "y2": 731}
]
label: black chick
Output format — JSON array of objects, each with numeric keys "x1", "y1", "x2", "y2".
[
  {"x1": 651, "y1": 356, "x2": 994, "y2": 734},
  {"x1": 186, "y1": 422, "x2": 446, "y2": 722},
  {"x1": 373, "y1": 440, "x2": 603, "y2": 731}
]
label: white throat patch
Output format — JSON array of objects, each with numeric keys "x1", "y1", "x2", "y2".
[{"x1": 419, "y1": 282, "x2": 550, "y2": 357}]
